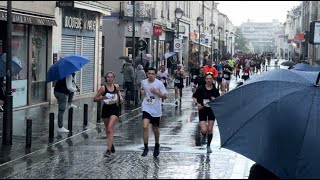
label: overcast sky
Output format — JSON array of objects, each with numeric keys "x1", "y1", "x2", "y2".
[{"x1": 215, "y1": 1, "x2": 302, "y2": 26}]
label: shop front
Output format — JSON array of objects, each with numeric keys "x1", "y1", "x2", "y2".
[
  {"x1": 59, "y1": 7, "x2": 99, "y2": 95},
  {"x1": 0, "y1": 9, "x2": 56, "y2": 108}
]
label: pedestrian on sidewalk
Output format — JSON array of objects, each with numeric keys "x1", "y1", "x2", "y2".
[
  {"x1": 173, "y1": 64, "x2": 185, "y2": 106},
  {"x1": 67, "y1": 73, "x2": 80, "y2": 109},
  {"x1": 0, "y1": 77, "x2": 5, "y2": 112},
  {"x1": 123, "y1": 59, "x2": 135, "y2": 106},
  {"x1": 140, "y1": 67, "x2": 167, "y2": 157},
  {"x1": 54, "y1": 74, "x2": 78, "y2": 133},
  {"x1": 192, "y1": 73, "x2": 220, "y2": 153},
  {"x1": 94, "y1": 71, "x2": 123, "y2": 158},
  {"x1": 135, "y1": 65, "x2": 147, "y2": 103}
]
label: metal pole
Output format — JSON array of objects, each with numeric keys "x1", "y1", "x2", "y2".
[
  {"x1": 132, "y1": 1, "x2": 136, "y2": 62},
  {"x1": 225, "y1": 36, "x2": 228, "y2": 58},
  {"x1": 231, "y1": 37, "x2": 233, "y2": 57},
  {"x1": 49, "y1": 113, "x2": 54, "y2": 140},
  {"x1": 198, "y1": 25, "x2": 201, "y2": 65},
  {"x1": 26, "y1": 119, "x2": 32, "y2": 148},
  {"x1": 96, "y1": 101, "x2": 101, "y2": 123},
  {"x1": 3, "y1": 1, "x2": 13, "y2": 146},
  {"x1": 211, "y1": 29, "x2": 213, "y2": 62},
  {"x1": 68, "y1": 108, "x2": 73, "y2": 133},
  {"x1": 156, "y1": 36, "x2": 159, "y2": 71},
  {"x1": 218, "y1": 32, "x2": 221, "y2": 60},
  {"x1": 83, "y1": 104, "x2": 88, "y2": 127}
]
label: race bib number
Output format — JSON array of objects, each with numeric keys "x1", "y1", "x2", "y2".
[
  {"x1": 145, "y1": 96, "x2": 155, "y2": 105},
  {"x1": 203, "y1": 99, "x2": 210, "y2": 107},
  {"x1": 223, "y1": 74, "x2": 229, "y2": 78},
  {"x1": 193, "y1": 75, "x2": 197, "y2": 79},
  {"x1": 161, "y1": 79, "x2": 166, "y2": 83},
  {"x1": 244, "y1": 73, "x2": 249, "y2": 76},
  {"x1": 174, "y1": 79, "x2": 181, "y2": 84}
]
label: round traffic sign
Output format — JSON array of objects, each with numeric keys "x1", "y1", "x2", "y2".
[{"x1": 175, "y1": 43, "x2": 180, "y2": 48}]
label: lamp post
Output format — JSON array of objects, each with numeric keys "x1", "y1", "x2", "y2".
[
  {"x1": 229, "y1": 32, "x2": 233, "y2": 57},
  {"x1": 213, "y1": 37, "x2": 217, "y2": 61},
  {"x1": 175, "y1": 8, "x2": 183, "y2": 66},
  {"x1": 218, "y1": 26, "x2": 222, "y2": 60},
  {"x1": 225, "y1": 29, "x2": 229, "y2": 58},
  {"x1": 197, "y1": 17, "x2": 204, "y2": 65},
  {"x1": 209, "y1": 23, "x2": 215, "y2": 62},
  {"x1": 3, "y1": 1, "x2": 13, "y2": 145}
]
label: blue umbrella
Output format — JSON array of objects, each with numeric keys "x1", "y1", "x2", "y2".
[
  {"x1": 161, "y1": 52, "x2": 176, "y2": 60},
  {"x1": 47, "y1": 55, "x2": 89, "y2": 82},
  {"x1": 292, "y1": 63, "x2": 320, "y2": 72},
  {"x1": 0, "y1": 53, "x2": 23, "y2": 77},
  {"x1": 209, "y1": 69, "x2": 320, "y2": 179}
]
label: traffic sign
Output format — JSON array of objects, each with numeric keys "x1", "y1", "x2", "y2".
[{"x1": 174, "y1": 39, "x2": 182, "y2": 52}]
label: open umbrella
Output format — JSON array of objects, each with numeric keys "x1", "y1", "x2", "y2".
[
  {"x1": 47, "y1": 55, "x2": 89, "y2": 82},
  {"x1": 161, "y1": 52, "x2": 177, "y2": 60},
  {"x1": 293, "y1": 63, "x2": 320, "y2": 72},
  {"x1": 0, "y1": 53, "x2": 23, "y2": 77},
  {"x1": 280, "y1": 60, "x2": 295, "y2": 66},
  {"x1": 134, "y1": 57, "x2": 149, "y2": 68},
  {"x1": 209, "y1": 69, "x2": 320, "y2": 179}
]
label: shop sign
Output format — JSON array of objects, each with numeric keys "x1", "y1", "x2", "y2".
[
  {"x1": 153, "y1": 26, "x2": 162, "y2": 36},
  {"x1": 64, "y1": 16, "x2": 96, "y2": 31},
  {"x1": 12, "y1": 79, "x2": 27, "y2": 108},
  {"x1": 0, "y1": 11, "x2": 57, "y2": 26}
]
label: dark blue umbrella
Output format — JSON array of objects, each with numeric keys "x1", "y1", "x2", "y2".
[
  {"x1": 292, "y1": 63, "x2": 320, "y2": 72},
  {"x1": 0, "y1": 53, "x2": 23, "y2": 77},
  {"x1": 47, "y1": 55, "x2": 89, "y2": 82},
  {"x1": 209, "y1": 69, "x2": 320, "y2": 179}
]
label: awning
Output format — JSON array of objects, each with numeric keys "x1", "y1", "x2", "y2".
[
  {"x1": 0, "y1": 9, "x2": 57, "y2": 26},
  {"x1": 190, "y1": 40, "x2": 211, "y2": 48}
]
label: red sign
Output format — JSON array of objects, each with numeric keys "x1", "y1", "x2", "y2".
[
  {"x1": 153, "y1": 26, "x2": 162, "y2": 36},
  {"x1": 297, "y1": 32, "x2": 304, "y2": 40}
]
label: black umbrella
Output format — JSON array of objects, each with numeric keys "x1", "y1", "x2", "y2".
[
  {"x1": 118, "y1": 56, "x2": 129, "y2": 61},
  {"x1": 281, "y1": 61, "x2": 295, "y2": 66}
]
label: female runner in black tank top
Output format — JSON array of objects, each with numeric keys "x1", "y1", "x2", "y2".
[{"x1": 94, "y1": 72, "x2": 123, "y2": 157}]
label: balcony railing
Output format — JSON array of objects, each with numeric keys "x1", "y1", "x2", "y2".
[{"x1": 120, "y1": 1, "x2": 152, "y2": 22}]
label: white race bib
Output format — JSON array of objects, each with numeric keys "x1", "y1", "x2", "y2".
[
  {"x1": 161, "y1": 79, "x2": 166, "y2": 83},
  {"x1": 193, "y1": 75, "x2": 197, "y2": 79},
  {"x1": 244, "y1": 73, "x2": 249, "y2": 76},
  {"x1": 174, "y1": 79, "x2": 181, "y2": 84},
  {"x1": 203, "y1": 99, "x2": 210, "y2": 107},
  {"x1": 223, "y1": 74, "x2": 229, "y2": 78},
  {"x1": 144, "y1": 96, "x2": 155, "y2": 105}
]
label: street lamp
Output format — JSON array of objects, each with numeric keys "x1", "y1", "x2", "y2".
[
  {"x1": 213, "y1": 37, "x2": 217, "y2": 61},
  {"x1": 209, "y1": 23, "x2": 215, "y2": 61},
  {"x1": 225, "y1": 29, "x2": 229, "y2": 58},
  {"x1": 196, "y1": 17, "x2": 204, "y2": 65},
  {"x1": 218, "y1": 26, "x2": 222, "y2": 60},
  {"x1": 175, "y1": 8, "x2": 183, "y2": 67},
  {"x1": 230, "y1": 32, "x2": 233, "y2": 57}
]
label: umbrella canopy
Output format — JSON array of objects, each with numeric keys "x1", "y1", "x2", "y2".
[
  {"x1": 293, "y1": 63, "x2": 320, "y2": 72},
  {"x1": 47, "y1": 55, "x2": 89, "y2": 82},
  {"x1": 281, "y1": 61, "x2": 295, "y2": 66},
  {"x1": 118, "y1": 56, "x2": 130, "y2": 61},
  {"x1": 145, "y1": 54, "x2": 152, "y2": 59},
  {"x1": 209, "y1": 69, "x2": 320, "y2": 179},
  {"x1": 133, "y1": 57, "x2": 149, "y2": 68},
  {"x1": 161, "y1": 52, "x2": 176, "y2": 60},
  {"x1": 0, "y1": 53, "x2": 23, "y2": 77}
]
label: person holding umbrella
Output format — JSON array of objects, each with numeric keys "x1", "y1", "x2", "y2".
[
  {"x1": 47, "y1": 55, "x2": 90, "y2": 133},
  {"x1": 192, "y1": 73, "x2": 220, "y2": 153}
]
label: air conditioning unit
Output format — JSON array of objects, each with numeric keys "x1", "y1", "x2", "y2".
[{"x1": 151, "y1": 8, "x2": 158, "y2": 19}]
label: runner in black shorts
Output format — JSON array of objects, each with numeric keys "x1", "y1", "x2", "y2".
[
  {"x1": 94, "y1": 72, "x2": 123, "y2": 158},
  {"x1": 140, "y1": 67, "x2": 167, "y2": 157},
  {"x1": 192, "y1": 73, "x2": 220, "y2": 153},
  {"x1": 174, "y1": 64, "x2": 185, "y2": 106}
]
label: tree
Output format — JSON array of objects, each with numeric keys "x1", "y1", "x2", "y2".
[{"x1": 235, "y1": 28, "x2": 250, "y2": 52}]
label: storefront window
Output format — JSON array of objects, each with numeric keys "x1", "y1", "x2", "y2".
[{"x1": 31, "y1": 25, "x2": 47, "y2": 103}]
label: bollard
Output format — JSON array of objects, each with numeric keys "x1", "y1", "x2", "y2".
[
  {"x1": 68, "y1": 108, "x2": 73, "y2": 133},
  {"x1": 83, "y1": 104, "x2": 88, "y2": 127},
  {"x1": 49, "y1": 113, "x2": 54, "y2": 140},
  {"x1": 97, "y1": 101, "x2": 101, "y2": 123},
  {"x1": 26, "y1": 119, "x2": 32, "y2": 148}
]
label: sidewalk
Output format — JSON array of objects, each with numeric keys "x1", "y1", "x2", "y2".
[{"x1": 0, "y1": 91, "x2": 139, "y2": 165}]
